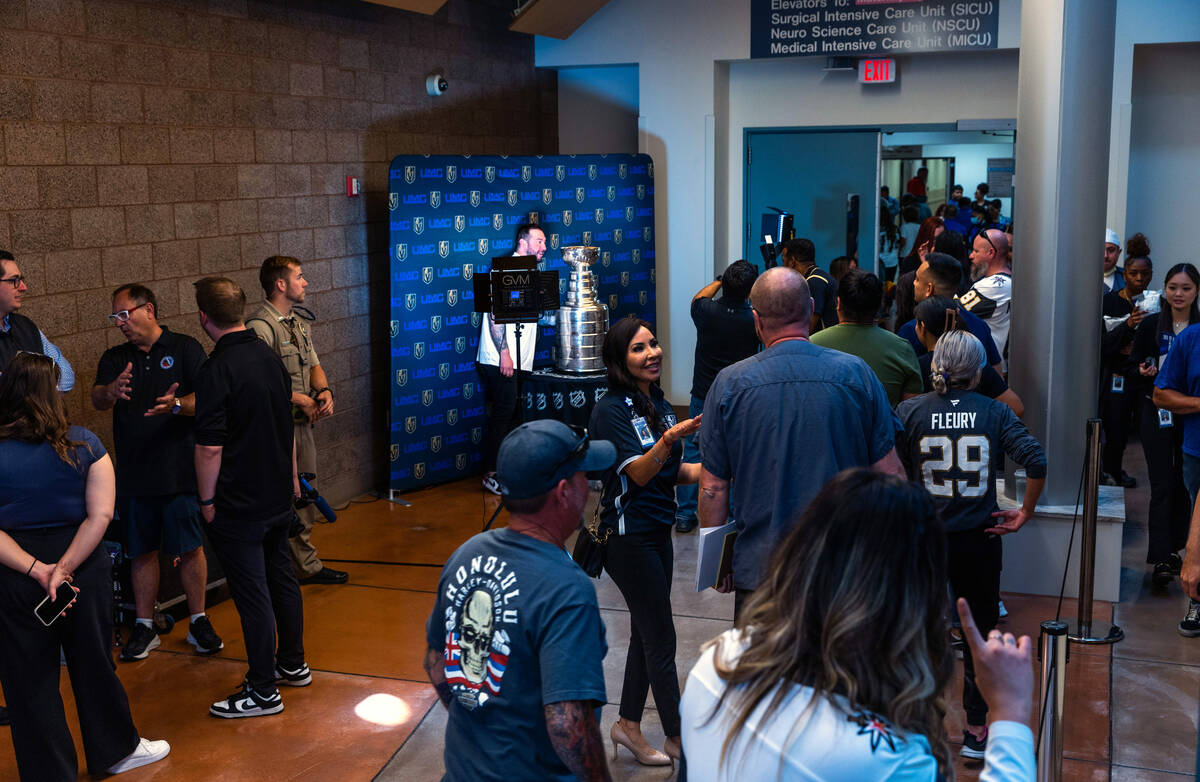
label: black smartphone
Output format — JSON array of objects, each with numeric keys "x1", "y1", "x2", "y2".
[
  {"x1": 34, "y1": 582, "x2": 80, "y2": 627},
  {"x1": 1142, "y1": 357, "x2": 1156, "y2": 369}
]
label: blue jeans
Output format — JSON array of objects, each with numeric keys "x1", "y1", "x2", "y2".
[
  {"x1": 1184, "y1": 452, "x2": 1200, "y2": 506},
  {"x1": 674, "y1": 395, "x2": 705, "y2": 524}
]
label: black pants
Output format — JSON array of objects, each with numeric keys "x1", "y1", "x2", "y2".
[
  {"x1": 477, "y1": 362, "x2": 526, "y2": 474},
  {"x1": 603, "y1": 525, "x2": 681, "y2": 737},
  {"x1": 205, "y1": 510, "x2": 305, "y2": 693},
  {"x1": 734, "y1": 588, "x2": 756, "y2": 626},
  {"x1": 1100, "y1": 372, "x2": 1137, "y2": 479},
  {"x1": 0, "y1": 527, "x2": 139, "y2": 780},
  {"x1": 1140, "y1": 399, "x2": 1192, "y2": 563},
  {"x1": 947, "y1": 526, "x2": 1002, "y2": 727}
]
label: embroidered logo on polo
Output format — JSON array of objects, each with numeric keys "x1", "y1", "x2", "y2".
[
  {"x1": 160, "y1": 356, "x2": 175, "y2": 370},
  {"x1": 849, "y1": 711, "x2": 898, "y2": 753},
  {"x1": 439, "y1": 556, "x2": 518, "y2": 710}
]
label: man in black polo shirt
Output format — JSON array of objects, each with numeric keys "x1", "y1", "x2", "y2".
[
  {"x1": 92, "y1": 283, "x2": 223, "y2": 662},
  {"x1": 192, "y1": 276, "x2": 307, "y2": 719},
  {"x1": 675, "y1": 259, "x2": 759, "y2": 533},
  {"x1": 778, "y1": 238, "x2": 838, "y2": 334}
]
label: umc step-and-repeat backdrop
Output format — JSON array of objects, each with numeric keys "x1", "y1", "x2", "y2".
[{"x1": 388, "y1": 154, "x2": 657, "y2": 494}]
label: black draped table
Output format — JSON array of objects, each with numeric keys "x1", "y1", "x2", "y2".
[{"x1": 521, "y1": 369, "x2": 609, "y2": 428}]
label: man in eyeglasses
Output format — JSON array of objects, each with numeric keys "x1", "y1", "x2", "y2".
[
  {"x1": 0, "y1": 250, "x2": 75, "y2": 391},
  {"x1": 424, "y1": 419, "x2": 616, "y2": 781},
  {"x1": 246, "y1": 255, "x2": 347, "y2": 586},
  {"x1": 91, "y1": 283, "x2": 223, "y2": 662},
  {"x1": 959, "y1": 229, "x2": 1013, "y2": 371}
]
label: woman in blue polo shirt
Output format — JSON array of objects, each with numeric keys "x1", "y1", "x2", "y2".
[{"x1": 589, "y1": 316, "x2": 701, "y2": 768}]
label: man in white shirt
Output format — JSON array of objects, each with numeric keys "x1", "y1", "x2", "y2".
[
  {"x1": 476, "y1": 223, "x2": 547, "y2": 494},
  {"x1": 960, "y1": 229, "x2": 1013, "y2": 368}
]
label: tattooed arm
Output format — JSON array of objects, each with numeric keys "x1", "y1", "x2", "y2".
[
  {"x1": 544, "y1": 700, "x2": 611, "y2": 781},
  {"x1": 487, "y1": 314, "x2": 514, "y2": 377},
  {"x1": 423, "y1": 647, "x2": 453, "y2": 709}
]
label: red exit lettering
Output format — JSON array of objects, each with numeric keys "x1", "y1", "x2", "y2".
[{"x1": 858, "y1": 59, "x2": 896, "y2": 84}]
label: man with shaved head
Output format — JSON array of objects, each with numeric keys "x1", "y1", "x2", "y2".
[
  {"x1": 960, "y1": 228, "x2": 1013, "y2": 368},
  {"x1": 697, "y1": 267, "x2": 905, "y2": 621}
]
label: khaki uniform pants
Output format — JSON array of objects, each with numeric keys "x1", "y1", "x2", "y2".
[{"x1": 291, "y1": 422, "x2": 323, "y2": 577}]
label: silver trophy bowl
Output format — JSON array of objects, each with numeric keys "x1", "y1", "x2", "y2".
[{"x1": 556, "y1": 246, "x2": 609, "y2": 374}]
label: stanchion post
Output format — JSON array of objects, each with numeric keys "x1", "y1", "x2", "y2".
[
  {"x1": 1037, "y1": 620, "x2": 1068, "y2": 782},
  {"x1": 1070, "y1": 418, "x2": 1124, "y2": 644}
]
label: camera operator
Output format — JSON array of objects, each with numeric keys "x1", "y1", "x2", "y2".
[{"x1": 246, "y1": 256, "x2": 346, "y2": 586}]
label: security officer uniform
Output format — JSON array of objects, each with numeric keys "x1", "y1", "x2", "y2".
[{"x1": 246, "y1": 301, "x2": 326, "y2": 579}]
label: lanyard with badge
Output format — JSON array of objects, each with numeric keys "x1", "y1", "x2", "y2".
[
  {"x1": 625, "y1": 396, "x2": 677, "y2": 451},
  {"x1": 1156, "y1": 331, "x2": 1175, "y2": 427}
]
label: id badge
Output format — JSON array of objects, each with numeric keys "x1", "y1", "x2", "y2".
[
  {"x1": 1159, "y1": 408, "x2": 1174, "y2": 428},
  {"x1": 1111, "y1": 374, "x2": 1125, "y2": 394},
  {"x1": 631, "y1": 416, "x2": 655, "y2": 448}
]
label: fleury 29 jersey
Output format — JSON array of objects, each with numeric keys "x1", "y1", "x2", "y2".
[{"x1": 896, "y1": 389, "x2": 1047, "y2": 533}]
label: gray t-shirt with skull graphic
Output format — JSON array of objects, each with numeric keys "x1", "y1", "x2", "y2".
[{"x1": 426, "y1": 527, "x2": 607, "y2": 781}]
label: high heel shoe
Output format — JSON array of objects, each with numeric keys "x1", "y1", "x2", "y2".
[
  {"x1": 663, "y1": 736, "x2": 681, "y2": 772},
  {"x1": 610, "y1": 722, "x2": 672, "y2": 766}
]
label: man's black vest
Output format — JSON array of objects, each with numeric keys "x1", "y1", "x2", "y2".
[{"x1": 0, "y1": 312, "x2": 44, "y2": 374}]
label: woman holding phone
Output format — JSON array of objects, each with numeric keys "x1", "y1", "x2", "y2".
[{"x1": 0, "y1": 353, "x2": 168, "y2": 780}]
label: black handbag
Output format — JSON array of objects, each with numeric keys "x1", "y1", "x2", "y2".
[{"x1": 571, "y1": 485, "x2": 611, "y2": 578}]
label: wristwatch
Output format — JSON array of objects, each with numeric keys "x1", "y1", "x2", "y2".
[
  {"x1": 170, "y1": 397, "x2": 182, "y2": 415},
  {"x1": 198, "y1": 497, "x2": 214, "y2": 506}
]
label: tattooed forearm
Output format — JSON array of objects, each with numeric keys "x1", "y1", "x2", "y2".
[
  {"x1": 423, "y1": 647, "x2": 452, "y2": 709},
  {"x1": 544, "y1": 701, "x2": 611, "y2": 781},
  {"x1": 488, "y1": 316, "x2": 507, "y2": 352}
]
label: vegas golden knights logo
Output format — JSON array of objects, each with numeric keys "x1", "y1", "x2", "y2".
[
  {"x1": 430, "y1": 435, "x2": 442, "y2": 453},
  {"x1": 422, "y1": 389, "x2": 434, "y2": 406},
  {"x1": 620, "y1": 271, "x2": 630, "y2": 287},
  {"x1": 422, "y1": 267, "x2": 434, "y2": 284},
  {"x1": 643, "y1": 226, "x2": 652, "y2": 242},
  {"x1": 639, "y1": 290, "x2": 648, "y2": 306},
  {"x1": 575, "y1": 187, "x2": 585, "y2": 203},
  {"x1": 588, "y1": 163, "x2": 598, "y2": 180},
  {"x1": 582, "y1": 231, "x2": 593, "y2": 245},
  {"x1": 414, "y1": 342, "x2": 426, "y2": 359},
  {"x1": 619, "y1": 163, "x2": 628, "y2": 179},
  {"x1": 447, "y1": 289, "x2": 458, "y2": 307},
  {"x1": 648, "y1": 162, "x2": 654, "y2": 178},
  {"x1": 594, "y1": 208, "x2": 605, "y2": 225},
  {"x1": 507, "y1": 190, "x2": 518, "y2": 207},
  {"x1": 609, "y1": 294, "x2": 619, "y2": 309},
  {"x1": 429, "y1": 191, "x2": 441, "y2": 208},
  {"x1": 396, "y1": 369, "x2": 408, "y2": 387},
  {"x1": 470, "y1": 190, "x2": 481, "y2": 207},
  {"x1": 607, "y1": 185, "x2": 616, "y2": 201},
  {"x1": 625, "y1": 206, "x2": 635, "y2": 222},
  {"x1": 636, "y1": 184, "x2": 646, "y2": 200},
  {"x1": 602, "y1": 251, "x2": 612, "y2": 267},
  {"x1": 396, "y1": 243, "x2": 408, "y2": 261},
  {"x1": 477, "y1": 238, "x2": 489, "y2": 255},
  {"x1": 471, "y1": 427, "x2": 482, "y2": 444},
  {"x1": 462, "y1": 263, "x2": 474, "y2": 280},
  {"x1": 414, "y1": 462, "x2": 426, "y2": 479},
  {"x1": 456, "y1": 453, "x2": 467, "y2": 471},
  {"x1": 454, "y1": 215, "x2": 465, "y2": 232},
  {"x1": 405, "y1": 415, "x2": 417, "y2": 433},
  {"x1": 521, "y1": 165, "x2": 532, "y2": 182},
  {"x1": 388, "y1": 192, "x2": 398, "y2": 210},
  {"x1": 632, "y1": 249, "x2": 641, "y2": 265},
  {"x1": 389, "y1": 444, "x2": 399, "y2": 461},
  {"x1": 414, "y1": 216, "x2": 425, "y2": 235},
  {"x1": 447, "y1": 408, "x2": 459, "y2": 425},
  {"x1": 555, "y1": 164, "x2": 566, "y2": 181},
  {"x1": 492, "y1": 213, "x2": 504, "y2": 231},
  {"x1": 463, "y1": 382, "x2": 475, "y2": 400},
  {"x1": 405, "y1": 293, "x2": 417, "y2": 311},
  {"x1": 485, "y1": 166, "x2": 496, "y2": 183},
  {"x1": 405, "y1": 165, "x2": 416, "y2": 184},
  {"x1": 389, "y1": 320, "x2": 399, "y2": 338},
  {"x1": 562, "y1": 210, "x2": 573, "y2": 227},
  {"x1": 550, "y1": 233, "x2": 560, "y2": 250},
  {"x1": 438, "y1": 241, "x2": 450, "y2": 259},
  {"x1": 438, "y1": 362, "x2": 450, "y2": 380},
  {"x1": 455, "y1": 336, "x2": 467, "y2": 353},
  {"x1": 446, "y1": 165, "x2": 457, "y2": 183},
  {"x1": 542, "y1": 188, "x2": 553, "y2": 205},
  {"x1": 430, "y1": 315, "x2": 443, "y2": 333},
  {"x1": 613, "y1": 228, "x2": 624, "y2": 245}
]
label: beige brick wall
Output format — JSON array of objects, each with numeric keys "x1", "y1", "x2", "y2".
[{"x1": 1, "y1": 0, "x2": 558, "y2": 502}]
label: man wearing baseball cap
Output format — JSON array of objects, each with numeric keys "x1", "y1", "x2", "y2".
[
  {"x1": 1103, "y1": 228, "x2": 1124, "y2": 292},
  {"x1": 424, "y1": 420, "x2": 616, "y2": 781}
]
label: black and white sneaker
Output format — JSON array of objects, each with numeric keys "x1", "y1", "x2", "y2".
[
  {"x1": 275, "y1": 662, "x2": 312, "y2": 687},
  {"x1": 481, "y1": 472, "x2": 502, "y2": 495},
  {"x1": 1153, "y1": 553, "x2": 1183, "y2": 588},
  {"x1": 120, "y1": 623, "x2": 161, "y2": 661},
  {"x1": 1179, "y1": 599, "x2": 1200, "y2": 638},
  {"x1": 186, "y1": 616, "x2": 224, "y2": 655},
  {"x1": 961, "y1": 727, "x2": 987, "y2": 759},
  {"x1": 209, "y1": 681, "x2": 284, "y2": 719}
]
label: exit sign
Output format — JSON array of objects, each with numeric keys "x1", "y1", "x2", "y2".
[{"x1": 858, "y1": 59, "x2": 896, "y2": 84}]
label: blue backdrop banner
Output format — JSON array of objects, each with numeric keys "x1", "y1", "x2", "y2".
[{"x1": 388, "y1": 153, "x2": 657, "y2": 494}]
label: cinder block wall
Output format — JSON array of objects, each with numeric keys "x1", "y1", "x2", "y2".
[{"x1": 0, "y1": 0, "x2": 557, "y2": 502}]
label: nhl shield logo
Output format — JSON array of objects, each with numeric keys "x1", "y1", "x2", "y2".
[
  {"x1": 619, "y1": 163, "x2": 628, "y2": 179},
  {"x1": 625, "y1": 206, "x2": 635, "y2": 222},
  {"x1": 462, "y1": 263, "x2": 474, "y2": 280},
  {"x1": 602, "y1": 251, "x2": 612, "y2": 267},
  {"x1": 463, "y1": 382, "x2": 475, "y2": 400},
  {"x1": 447, "y1": 289, "x2": 458, "y2": 307},
  {"x1": 639, "y1": 290, "x2": 648, "y2": 306},
  {"x1": 414, "y1": 462, "x2": 426, "y2": 479},
  {"x1": 582, "y1": 230, "x2": 593, "y2": 245},
  {"x1": 594, "y1": 208, "x2": 605, "y2": 225},
  {"x1": 595, "y1": 387, "x2": 607, "y2": 403},
  {"x1": 588, "y1": 163, "x2": 598, "y2": 180},
  {"x1": 542, "y1": 188, "x2": 553, "y2": 205},
  {"x1": 405, "y1": 293, "x2": 417, "y2": 311},
  {"x1": 414, "y1": 341, "x2": 426, "y2": 359},
  {"x1": 613, "y1": 228, "x2": 624, "y2": 245},
  {"x1": 431, "y1": 315, "x2": 443, "y2": 333},
  {"x1": 404, "y1": 416, "x2": 417, "y2": 434},
  {"x1": 562, "y1": 210, "x2": 573, "y2": 227},
  {"x1": 430, "y1": 435, "x2": 442, "y2": 453},
  {"x1": 455, "y1": 336, "x2": 466, "y2": 353},
  {"x1": 438, "y1": 362, "x2": 450, "y2": 379},
  {"x1": 620, "y1": 271, "x2": 630, "y2": 287},
  {"x1": 637, "y1": 184, "x2": 646, "y2": 200},
  {"x1": 477, "y1": 238, "x2": 489, "y2": 255},
  {"x1": 485, "y1": 166, "x2": 496, "y2": 183},
  {"x1": 429, "y1": 191, "x2": 441, "y2": 209},
  {"x1": 388, "y1": 192, "x2": 398, "y2": 210},
  {"x1": 471, "y1": 427, "x2": 482, "y2": 445},
  {"x1": 396, "y1": 369, "x2": 408, "y2": 387},
  {"x1": 521, "y1": 165, "x2": 532, "y2": 182},
  {"x1": 575, "y1": 187, "x2": 585, "y2": 203},
  {"x1": 552, "y1": 391, "x2": 564, "y2": 410},
  {"x1": 506, "y1": 190, "x2": 518, "y2": 207},
  {"x1": 570, "y1": 390, "x2": 586, "y2": 408},
  {"x1": 389, "y1": 444, "x2": 399, "y2": 461},
  {"x1": 438, "y1": 241, "x2": 450, "y2": 259},
  {"x1": 608, "y1": 294, "x2": 619, "y2": 309},
  {"x1": 446, "y1": 165, "x2": 457, "y2": 183},
  {"x1": 395, "y1": 243, "x2": 408, "y2": 262},
  {"x1": 607, "y1": 185, "x2": 616, "y2": 201},
  {"x1": 643, "y1": 226, "x2": 652, "y2": 242},
  {"x1": 492, "y1": 213, "x2": 504, "y2": 231},
  {"x1": 469, "y1": 190, "x2": 481, "y2": 207},
  {"x1": 389, "y1": 319, "x2": 399, "y2": 338},
  {"x1": 454, "y1": 214, "x2": 465, "y2": 233},
  {"x1": 555, "y1": 164, "x2": 566, "y2": 181},
  {"x1": 404, "y1": 165, "x2": 416, "y2": 184},
  {"x1": 413, "y1": 216, "x2": 425, "y2": 235},
  {"x1": 421, "y1": 389, "x2": 434, "y2": 407},
  {"x1": 550, "y1": 233, "x2": 560, "y2": 250},
  {"x1": 447, "y1": 408, "x2": 458, "y2": 425},
  {"x1": 456, "y1": 453, "x2": 467, "y2": 471},
  {"x1": 632, "y1": 248, "x2": 641, "y2": 264}
]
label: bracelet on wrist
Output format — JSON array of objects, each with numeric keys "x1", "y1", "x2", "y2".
[
  {"x1": 198, "y1": 497, "x2": 215, "y2": 507},
  {"x1": 25, "y1": 558, "x2": 37, "y2": 576}
]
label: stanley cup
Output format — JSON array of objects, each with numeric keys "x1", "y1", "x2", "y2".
[{"x1": 556, "y1": 246, "x2": 609, "y2": 373}]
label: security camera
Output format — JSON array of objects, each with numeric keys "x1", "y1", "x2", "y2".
[{"x1": 426, "y1": 74, "x2": 448, "y2": 97}]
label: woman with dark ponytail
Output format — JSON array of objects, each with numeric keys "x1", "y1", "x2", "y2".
[{"x1": 588, "y1": 316, "x2": 701, "y2": 767}]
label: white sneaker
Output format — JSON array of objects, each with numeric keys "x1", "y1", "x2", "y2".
[
  {"x1": 107, "y1": 737, "x2": 170, "y2": 774},
  {"x1": 481, "y1": 473, "x2": 502, "y2": 495}
]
